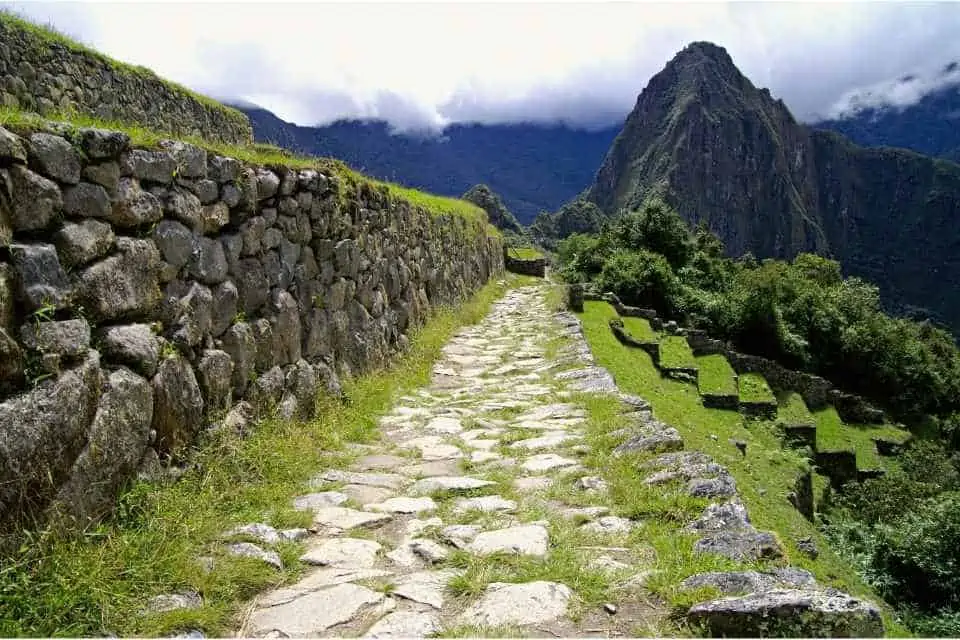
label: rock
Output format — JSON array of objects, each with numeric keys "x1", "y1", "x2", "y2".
[
  {"x1": 7, "y1": 165, "x2": 62, "y2": 231},
  {"x1": 151, "y1": 355, "x2": 204, "y2": 456},
  {"x1": 300, "y1": 538, "x2": 381, "y2": 568},
  {"x1": 687, "y1": 588, "x2": 884, "y2": 638},
  {"x1": 78, "y1": 128, "x2": 129, "y2": 159},
  {"x1": 280, "y1": 359, "x2": 317, "y2": 421},
  {"x1": 694, "y1": 529, "x2": 783, "y2": 562},
  {"x1": 159, "y1": 140, "x2": 207, "y2": 178},
  {"x1": 201, "y1": 201, "x2": 230, "y2": 233},
  {"x1": 122, "y1": 149, "x2": 176, "y2": 184},
  {"x1": 292, "y1": 492, "x2": 348, "y2": 511},
  {"x1": 556, "y1": 366, "x2": 617, "y2": 393},
  {"x1": 424, "y1": 416, "x2": 463, "y2": 433},
  {"x1": 160, "y1": 186, "x2": 203, "y2": 230},
  {"x1": 20, "y1": 319, "x2": 89, "y2": 359},
  {"x1": 62, "y1": 181, "x2": 111, "y2": 219},
  {"x1": 54, "y1": 219, "x2": 114, "y2": 267},
  {"x1": 227, "y1": 542, "x2": 282, "y2": 569},
  {"x1": 363, "y1": 611, "x2": 440, "y2": 639},
  {"x1": 211, "y1": 281, "x2": 238, "y2": 337},
  {"x1": 457, "y1": 581, "x2": 572, "y2": 627},
  {"x1": 574, "y1": 476, "x2": 609, "y2": 492},
  {"x1": 441, "y1": 524, "x2": 482, "y2": 549},
  {"x1": 309, "y1": 507, "x2": 392, "y2": 530},
  {"x1": 110, "y1": 178, "x2": 162, "y2": 227},
  {"x1": 580, "y1": 515, "x2": 636, "y2": 535},
  {"x1": 78, "y1": 237, "x2": 161, "y2": 321},
  {"x1": 153, "y1": 220, "x2": 194, "y2": 269},
  {"x1": 796, "y1": 536, "x2": 820, "y2": 559},
  {"x1": 29, "y1": 133, "x2": 80, "y2": 183},
  {"x1": 510, "y1": 431, "x2": 576, "y2": 451},
  {"x1": 257, "y1": 169, "x2": 280, "y2": 200},
  {"x1": 219, "y1": 401, "x2": 253, "y2": 437},
  {"x1": 398, "y1": 436, "x2": 464, "y2": 460},
  {"x1": 613, "y1": 423, "x2": 684, "y2": 455},
  {"x1": 225, "y1": 523, "x2": 282, "y2": 545},
  {"x1": 410, "y1": 538, "x2": 449, "y2": 564},
  {"x1": 680, "y1": 568, "x2": 817, "y2": 595},
  {"x1": 521, "y1": 453, "x2": 581, "y2": 473},
  {"x1": 245, "y1": 583, "x2": 384, "y2": 637},
  {"x1": 365, "y1": 497, "x2": 437, "y2": 514},
  {"x1": 146, "y1": 591, "x2": 202, "y2": 613},
  {"x1": 189, "y1": 236, "x2": 228, "y2": 285},
  {"x1": 588, "y1": 555, "x2": 633, "y2": 573},
  {"x1": 221, "y1": 322, "x2": 255, "y2": 395},
  {"x1": 0, "y1": 352, "x2": 102, "y2": 518},
  {"x1": 196, "y1": 350, "x2": 233, "y2": 412},
  {"x1": 315, "y1": 469, "x2": 406, "y2": 490},
  {"x1": 208, "y1": 155, "x2": 240, "y2": 183},
  {"x1": 49, "y1": 368, "x2": 152, "y2": 523},
  {"x1": 688, "y1": 473, "x2": 738, "y2": 498},
  {"x1": 468, "y1": 524, "x2": 549, "y2": 557},
  {"x1": 392, "y1": 569, "x2": 459, "y2": 609},
  {"x1": 168, "y1": 282, "x2": 213, "y2": 348},
  {"x1": 514, "y1": 476, "x2": 553, "y2": 492},
  {"x1": 9, "y1": 242, "x2": 72, "y2": 310},
  {"x1": 410, "y1": 476, "x2": 495, "y2": 495},
  {"x1": 101, "y1": 324, "x2": 159, "y2": 377},
  {"x1": 82, "y1": 162, "x2": 120, "y2": 194},
  {"x1": 453, "y1": 495, "x2": 517, "y2": 513},
  {"x1": 604, "y1": 603, "x2": 618, "y2": 615},
  {"x1": 0, "y1": 126, "x2": 27, "y2": 163}
]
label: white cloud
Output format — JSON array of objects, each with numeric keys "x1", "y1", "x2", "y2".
[{"x1": 3, "y1": 0, "x2": 960, "y2": 130}]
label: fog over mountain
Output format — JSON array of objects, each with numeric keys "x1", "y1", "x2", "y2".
[{"x1": 3, "y1": 1, "x2": 959, "y2": 133}]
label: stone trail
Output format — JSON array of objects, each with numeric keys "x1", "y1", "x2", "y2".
[{"x1": 202, "y1": 284, "x2": 884, "y2": 638}]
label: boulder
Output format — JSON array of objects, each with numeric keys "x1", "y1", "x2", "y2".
[
  {"x1": 102, "y1": 324, "x2": 160, "y2": 377},
  {"x1": 151, "y1": 355, "x2": 204, "y2": 456},
  {"x1": 78, "y1": 237, "x2": 161, "y2": 321},
  {"x1": 7, "y1": 164, "x2": 63, "y2": 231},
  {"x1": 54, "y1": 219, "x2": 115, "y2": 267},
  {"x1": 28, "y1": 133, "x2": 80, "y2": 184}
]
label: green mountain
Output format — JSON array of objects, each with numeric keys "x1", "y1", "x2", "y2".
[
  {"x1": 461, "y1": 184, "x2": 524, "y2": 234},
  {"x1": 583, "y1": 42, "x2": 960, "y2": 330}
]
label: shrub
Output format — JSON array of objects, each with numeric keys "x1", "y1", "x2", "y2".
[{"x1": 596, "y1": 249, "x2": 679, "y2": 313}]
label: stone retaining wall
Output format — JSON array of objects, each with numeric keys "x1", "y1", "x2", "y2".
[
  {"x1": 504, "y1": 254, "x2": 546, "y2": 277},
  {"x1": 0, "y1": 15, "x2": 252, "y2": 144},
  {"x1": 0, "y1": 122, "x2": 503, "y2": 528}
]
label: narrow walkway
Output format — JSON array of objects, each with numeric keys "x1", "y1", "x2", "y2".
[{"x1": 237, "y1": 284, "x2": 663, "y2": 637}]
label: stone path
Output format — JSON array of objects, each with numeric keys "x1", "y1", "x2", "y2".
[{"x1": 224, "y1": 283, "x2": 883, "y2": 638}]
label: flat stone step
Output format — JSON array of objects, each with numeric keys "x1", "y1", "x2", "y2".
[
  {"x1": 300, "y1": 538, "x2": 382, "y2": 568},
  {"x1": 363, "y1": 611, "x2": 441, "y2": 639},
  {"x1": 309, "y1": 507, "x2": 393, "y2": 530},
  {"x1": 457, "y1": 581, "x2": 573, "y2": 627},
  {"x1": 246, "y1": 583, "x2": 385, "y2": 636},
  {"x1": 314, "y1": 470, "x2": 407, "y2": 490},
  {"x1": 467, "y1": 524, "x2": 549, "y2": 557},
  {"x1": 410, "y1": 476, "x2": 496, "y2": 495},
  {"x1": 364, "y1": 496, "x2": 438, "y2": 514},
  {"x1": 521, "y1": 453, "x2": 581, "y2": 473},
  {"x1": 454, "y1": 495, "x2": 518, "y2": 514}
]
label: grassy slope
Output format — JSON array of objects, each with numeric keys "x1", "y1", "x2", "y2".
[
  {"x1": 659, "y1": 335, "x2": 697, "y2": 370},
  {"x1": 696, "y1": 353, "x2": 737, "y2": 396},
  {"x1": 622, "y1": 316, "x2": 657, "y2": 342},
  {"x1": 813, "y1": 406, "x2": 911, "y2": 471},
  {"x1": 576, "y1": 301, "x2": 908, "y2": 635},
  {"x1": 776, "y1": 391, "x2": 814, "y2": 426},
  {"x1": 738, "y1": 372, "x2": 776, "y2": 404},
  {"x1": 0, "y1": 276, "x2": 524, "y2": 637},
  {"x1": 0, "y1": 107, "x2": 497, "y2": 235}
]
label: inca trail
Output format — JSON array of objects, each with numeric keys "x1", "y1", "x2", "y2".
[{"x1": 232, "y1": 282, "x2": 883, "y2": 638}]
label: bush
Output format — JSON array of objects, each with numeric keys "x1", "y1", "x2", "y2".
[
  {"x1": 596, "y1": 249, "x2": 679, "y2": 313},
  {"x1": 872, "y1": 491, "x2": 960, "y2": 611}
]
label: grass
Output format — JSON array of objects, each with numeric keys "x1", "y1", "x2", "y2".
[
  {"x1": 776, "y1": 391, "x2": 815, "y2": 427},
  {"x1": 0, "y1": 9, "x2": 248, "y2": 132},
  {"x1": 659, "y1": 335, "x2": 698, "y2": 371},
  {"x1": 813, "y1": 406, "x2": 911, "y2": 472},
  {"x1": 0, "y1": 275, "x2": 521, "y2": 637},
  {"x1": 575, "y1": 300, "x2": 909, "y2": 635},
  {"x1": 737, "y1": 372, "x2": 776, "y2": 404},
  {"x1": 507, "y1": 246, "x2": 544, "y2": 261},
  {"x1": 622, "y1": 316, "x2": 657, "y2": 342},
  {"x1": 695, "y1": 354, "x2": 737, "y2": 396},
  {"x1": 0, "y1": 106, "x2": 497, "y2": 235}
]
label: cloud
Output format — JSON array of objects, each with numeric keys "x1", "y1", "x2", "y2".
[{"x1": 3, "y1": 1, "x2": 960, "y2": 131}]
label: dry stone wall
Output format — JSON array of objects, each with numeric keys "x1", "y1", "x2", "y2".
[
  {"x1": 0, "y1": 16, "x2": 252, "y2": 144},
  {"x1": 0, "y1": 122, "x2": 503, "y2": 528}
]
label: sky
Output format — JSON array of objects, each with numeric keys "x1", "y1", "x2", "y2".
[{"x1": 4, "y1": 1, "x2": 960, "y2": 132}]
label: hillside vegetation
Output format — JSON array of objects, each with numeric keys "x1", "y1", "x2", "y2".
[
  {"x1": 557, "y1": 196, "x2": 960, "y2": 634},
  {"x1": 580, "y1": 41, "x2": 960, "y2": 333}
]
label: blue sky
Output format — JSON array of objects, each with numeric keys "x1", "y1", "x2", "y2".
[{"x1": 6, "y1": 1, "x2": 960, "y2": 131}]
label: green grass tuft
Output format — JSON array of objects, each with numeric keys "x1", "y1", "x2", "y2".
[{"x1": 622, "y1": 316, "x2": 657, "y2": 342}]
